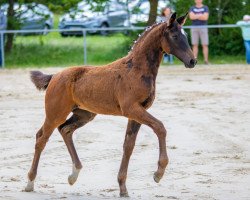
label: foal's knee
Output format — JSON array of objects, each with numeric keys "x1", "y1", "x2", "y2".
[
  {"x1": 58, "y1": 121, "x2": 75, "y2": 137},
  {"x1": 58, "y1": 125, "x2": 72, "y2": 137}
]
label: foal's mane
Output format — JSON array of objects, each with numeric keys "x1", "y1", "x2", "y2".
[{"x1": 130, "y1": 21, "x2": 167, "y2": 52}]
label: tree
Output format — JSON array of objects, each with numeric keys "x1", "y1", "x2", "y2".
[
  {"x1": 147, "y1": 0, "x2": 159, "y2": 25},
  {"x1": 5, "y1": 0, "x2": 15, "y2": 53}
]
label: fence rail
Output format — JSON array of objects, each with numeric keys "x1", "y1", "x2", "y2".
[{"x1": 0, "y1": 24, "x2": 243, "y2": 68}]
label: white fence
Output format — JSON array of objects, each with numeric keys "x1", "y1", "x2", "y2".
[{"x1": 0, "y1": 24, "x2": 242, "y2": 68}]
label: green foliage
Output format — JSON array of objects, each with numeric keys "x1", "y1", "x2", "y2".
[
  {"x1": 175, "y1": 0, "x2": 250, "y2": 56},
  {"x1": 37, "y1": 0, "x2": 108, "y2": 13}
]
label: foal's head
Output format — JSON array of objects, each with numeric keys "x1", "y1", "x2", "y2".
[{"x1": 161, "y1": 12, "x2": 197, "y2": 68}]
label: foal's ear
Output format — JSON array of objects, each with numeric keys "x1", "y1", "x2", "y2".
[
  {"x1": 177, "y1": 12, "x2": 188, "y2": 26},
  {"x1": 167, "y1": 12, "x2": 176, "y2": 27}
]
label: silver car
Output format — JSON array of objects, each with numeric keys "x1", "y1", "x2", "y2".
[
  {"x1": 1, "y1": 3, "x2": 53, "y2": 34},
  {"x1": 59, "y1": 1, "x2": 129, "y2": 36}
]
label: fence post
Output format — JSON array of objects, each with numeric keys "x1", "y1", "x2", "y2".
[
  {"x1": 83, "y1": 30, "x2": 87, "y2": 65},
  {"x1": 0, "y1": 32, "x2": 4, "y2": 68}
]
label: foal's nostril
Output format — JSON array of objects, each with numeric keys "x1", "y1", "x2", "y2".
[{"x1": 190, "y1": 59, "x2": 197, "y2": 66}]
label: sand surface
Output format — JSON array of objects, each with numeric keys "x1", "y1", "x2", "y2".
[{"x1": 0, "y1": 65, "x2": 250, "y2": 200}]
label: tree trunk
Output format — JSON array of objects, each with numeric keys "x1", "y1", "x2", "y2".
[
  {"x1": 126, "y1": 0, "x2": 131, "y2": 27},
  {"x1": 147, "y1": 0, "x2": 158, "y2": 25},
  {"x1": 5, "y1": 0, "x2": 15, "y2": 53}
]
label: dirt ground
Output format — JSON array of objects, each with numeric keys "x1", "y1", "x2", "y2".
[{"x1": 0, "y1": 65, "x2": 249, "y2": 200}]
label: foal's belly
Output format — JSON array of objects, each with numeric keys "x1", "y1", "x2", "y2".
[
  {"x1": 77, "y1": 99, "x2": 122, "y2": 116},
  {"x1": 80, "y1": 107, "x2": 121, "y2": 116},
  {"x1": 72, "y1": 81, "x2": 122, "y2": 115}
]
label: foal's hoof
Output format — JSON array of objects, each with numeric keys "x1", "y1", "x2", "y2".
[
  {"x1": 120, "y1": 192, "x2": 129, "y2": 197},
  {"x1": 25, "y1": 180, "x2": 34, "y2": 192},
  {"x1": 68, "y1": 165, "x2": 81, "y2": 185},
  {"x1": 153, "y1": 173, "x2": 161, "y2": 183},
  {"x1": 68, "y1": 174, "x2": 78, "y2": 185}
]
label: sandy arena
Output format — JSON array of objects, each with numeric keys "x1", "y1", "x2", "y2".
[{"x1": 0, "y1": 65, "x2": 249, "y2": 200}]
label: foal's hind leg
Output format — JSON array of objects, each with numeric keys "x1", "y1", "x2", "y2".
[
  {"x1": 25, "y1": 87, "x2": 73, "y2": 192},
  {"x1": 25, "y1": 120, "x2": 58, "y2": 192},
  {"x1": 118, "y1": 120, "x2": 141, "y2": 197},
  {"x1": 58, "y1": 108, "x2": 96, "y2": 185}
]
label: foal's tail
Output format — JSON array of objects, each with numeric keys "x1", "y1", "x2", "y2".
[{"x1": 30, "y1": 71, "x2": 53, "y2": 91}]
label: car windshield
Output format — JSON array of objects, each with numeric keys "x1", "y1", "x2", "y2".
[
  {"x1": 77, "y1": 2, "x2": 91, "y2": 12},
  {"x1": 68, "y1": 2, "x2": 97, "y2": 18},
  {"x1": 70, "y1": 2, "x2": 92, "y2": 12}
]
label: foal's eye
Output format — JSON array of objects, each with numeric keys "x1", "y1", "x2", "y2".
[{"x1": 172, "y1": 35, "x2": 178, "y2": 40}]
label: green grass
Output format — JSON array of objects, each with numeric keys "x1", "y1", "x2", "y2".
[
  {"x1": 4, "y1": 14, "x2": 247, "y2": 68},
  {"x1": 5, "y1": 32, "x2": 246, "y2": 68},
  {"x1": 5, "y1": 33, "x2": 130, "y2": 68},
  {"x1": 5, "y1": 14, "x2": 130, "y2": 68}
]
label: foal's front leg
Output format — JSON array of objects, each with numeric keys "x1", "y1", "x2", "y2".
[
  {"x1": 123, "y1": 104, "x2": 169, "y2": 184},
  {"x1": 118, "y1": 120, "x2": 141, "y2": 197}
]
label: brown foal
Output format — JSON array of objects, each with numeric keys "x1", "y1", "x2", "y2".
[{"x1": 25, "y1": 13, "x2": 196, "y2": 197}]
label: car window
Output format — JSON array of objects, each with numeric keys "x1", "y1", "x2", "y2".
[
  {"x1": 77, "y1": 3, "x2": 91, "y2": 12},
  {"x1": 15, "y1": 5, "x2": 28, "y2": 17},
  {"x1": 36, "y1": 4, "x2": 50, "y2": 14},
  {"x1": 20, "y1": 9, "x2": 33, "y2": 19},
  {"x1": 109, "y1": 3, "x2": 124, "y2": 12}
]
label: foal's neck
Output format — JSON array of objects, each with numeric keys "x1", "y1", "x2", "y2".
[{"x1": 129, "y1": 24, "x2": 164, "y2": 77}]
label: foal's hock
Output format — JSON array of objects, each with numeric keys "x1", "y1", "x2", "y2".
[{"x1": 25, "y1": 12, "x2": 196, "y2": 197}]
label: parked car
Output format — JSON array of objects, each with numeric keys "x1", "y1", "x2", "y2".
[
  {"x1": 59, "y1": 1, "x2": 129, "y2": 36},
  {"x1": 0, "y1": 3, "x2": 53, "y2": 34}
]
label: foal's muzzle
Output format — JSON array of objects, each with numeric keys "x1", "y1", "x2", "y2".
[{"x1": 185, "y1": 58, "x2": 197, "y2": 68}]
